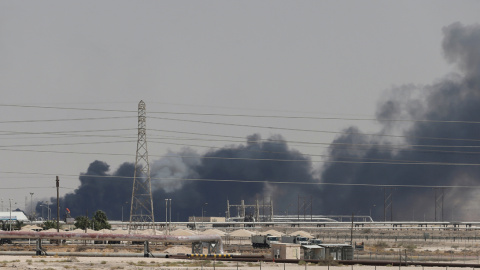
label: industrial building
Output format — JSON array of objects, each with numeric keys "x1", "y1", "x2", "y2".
[
  {"x1": 302, "y1": 244, "x2": 354, "y2": 260},
  {"x1": 188, "y1": 216, "x2": 225, "y2": 223},
  {"x1": 0, "y1": 211, "x2": 29, "y2": 222}
]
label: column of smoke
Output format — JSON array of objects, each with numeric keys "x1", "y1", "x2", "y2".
[
  {"x1": 43, "y1": 22, "x2": 480, "y2": 222},
  {"x1": 320, "y1": 22, "x2": 480, "y2": 221}
]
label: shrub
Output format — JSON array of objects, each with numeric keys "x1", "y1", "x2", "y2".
[{"x1": 374, "y1": 241, "x2": 389, "y2": 249}]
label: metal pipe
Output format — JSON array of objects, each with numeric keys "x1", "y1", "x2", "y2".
[
  {"x1": 0, "y1": 231, "x2": 223, "y2": 252},
  {"x1": 0, "y1": 251, "x2": 170, "y2": 257}
]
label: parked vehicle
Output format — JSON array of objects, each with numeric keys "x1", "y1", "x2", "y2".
[
  {"x1": 0, "y1": 239, "x2": 12, "y2": 244},
  {"x1": 309, "y1": 239, "x2": 323, "y2": 245},
  {"x1": 281, "y1": 235, "x2": 309, "y2": 245},
  {"x1": 251, "y1": 235, "x2": 279, "y2": 248}
]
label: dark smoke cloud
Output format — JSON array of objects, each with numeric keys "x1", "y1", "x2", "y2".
[
  {"x1": 44, "y1": 22, "x2": 480, "y2": 222},
  {"x1": 319, "y1": 22, "x2": 480, "y2": 221},
  {"x1": 442, "y1": 22, "x2": 480, "y2": 87},
  {"x1": 42, "y1": 134, "x2": 317, "y2": 221},
  {"x1": 37, "y1": 161, "x2": 135, "y2": 220},
  {"x1": 166, "y1": 134, "x2": 317, "y2": 218}
]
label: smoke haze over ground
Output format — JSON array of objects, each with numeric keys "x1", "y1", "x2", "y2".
[{"x1": 41, "y1": 22, "x2": 480, "y2": 222}]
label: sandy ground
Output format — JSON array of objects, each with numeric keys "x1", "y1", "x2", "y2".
[
  {"x1": 0, "y1": 255, "x2": 477, "y2": 270},
  {"x1": 3, "y1": 227, "x2": 480, "y2": 269}
]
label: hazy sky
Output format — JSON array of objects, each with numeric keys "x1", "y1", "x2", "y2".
[{"x1": 1, "y1": 1, "x2": 479, "y2": 215}]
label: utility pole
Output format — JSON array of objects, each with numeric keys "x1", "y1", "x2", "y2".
[
  {"x1": 56, "y1": 176, "x2": 60, "y2": 232},
  {"x1": 350, "y1": 212, "x2": 354, "y2": 245},
  {"x1": 297, "y1": 195, "x2": 300, "y2": 221}
]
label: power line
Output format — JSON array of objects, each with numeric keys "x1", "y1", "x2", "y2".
[
  {"x1": 149, "y1": 139, "x2": 480, "y2": 156},
  {"x1": 0, "y1": 148, "x2": 133, "y2": 156},
  {"x1": 0, "y1": 140, "x2": 133, "y2": 148},
  {"x1": 3, "y1": 120, "x2": 480, "y2": 152},
  {"x1": 149, "y1": 116, "x2": 480, "y2": 143},
  {"x1": 0, "y1": 116, "x2": 135, "y2": 124},
  {"x1": 148, "y1": 135, "x2": 480, "y2": 149},
  {"x1": 0, "y1": 186, "x2": 75, "y2": 190},
  {"x1": 2, "y1": 130, "x2": 480, "y2": 164},
  {"x1": 0, "y1": 102, "x2": 376, "y2": 118},
  {"x1": 3, "y1": 103, "x2": 480, "y2": 124},
  {"x1": 2, "y1": 128, "x2": 480, "y2": 154},
  {"x1": 149, "y1": 111, "x2": 480, "y2": 125},
  {"x1": 5, "y1": 127, "x2": 480, "y2": 149},
  {"x1": 0, "y1": 187, "x2": 56, "y2": 190},
  {"x1": 1, "y1": 171, "x2": 479, "y2": 189},
  {"x1": 1, "y1": 106, "x2": 480, "y2": 144},
  {"x1": 5, "y1": 145, "x2": 480, "y2": 166},
  {"x1": 0, "y1": 128, "x2": 134, "y2": 136}
]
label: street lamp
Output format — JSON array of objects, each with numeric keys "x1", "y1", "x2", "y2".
[
  {"x1": 169, "y1": 199, "x2": 172, "y2": 229},
  {"x1": 8, "y1": 199, "x2": 17, "y2": 231},
  {"x1": 30, "y1": 193, "x2": 34, "y2": 220},
  {"x1": 40, "y1": 204, "x2": 45, "y2": 220},
  {"x1": 201, "y1": 203, "x2": 208, "y2": 227},
  {"x1": 8, "y1": 199, "x2": 12, "y2": 231},
  {"x1": 45, "y1": 201, "x2": 51, "y2": 221},
  {"x1": 41, "y1": 201, "x2": 51, "y2": 221},
  {"x1": 121, "y1": 201, "x2": 129, "y2": 222},
  {"x1": 165, "y1": 199, "x2": 168, "y2": 233}
]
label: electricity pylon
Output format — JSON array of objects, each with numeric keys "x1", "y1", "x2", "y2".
[{"x1": 128, "y1": 100, "x2": 155, "y2": 233}]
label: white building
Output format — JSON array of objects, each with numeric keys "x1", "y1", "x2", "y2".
[{"x1": 0, "y1": 211, "x2": 29, "y2": 222}]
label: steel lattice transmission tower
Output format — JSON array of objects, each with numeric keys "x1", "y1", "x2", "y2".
[{"x1": 129, "y1": 100, "x2": 155, "y2": 233}]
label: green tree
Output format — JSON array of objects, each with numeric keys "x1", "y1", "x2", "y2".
[
  {"x1": 14, "y1": 220, "x2": 24, "y2": 230},
  {"x1": 74, "y1": 216, "x2": 90, "y2": 230},
  {"x1": 42, "y1": 220, "x2": 56, "y2": 230},
  {"x1": 0, "y1": 220, "x2": 23, "y2": 231},
  {"x1": 91, "y1": 210, "x2": 111, "y2": 230}
]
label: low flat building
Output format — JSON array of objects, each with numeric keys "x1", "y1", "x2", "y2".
[
  {"x1": 319, "y1": 244, "x2": 354, "y2": 260},
  {"x1": 302, "y1": 245, "x2": 325, "y2": 260},
  {"x1": 271, "y1": 243, "x2": 301, "y2": 260},
  {"x1": 301, "y1": 243, "x2": 354, "y2": 260}
]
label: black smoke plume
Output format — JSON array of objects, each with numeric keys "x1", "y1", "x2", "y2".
[
  {"x1": 42, "y1": 22, "x2": 480, "y2": 222},
  {"x1": 154, "y1": 134, "x2": 317, "y2": 219},
  {"x1": 41, "y1": 134, "x2": 317, "y2": 221},
  {"x1": 36, "y1": 161, "x2": 135, "y2": 221},
  {"x1": 319, "y1": 22, "x2": 480, "y2": 221}
]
